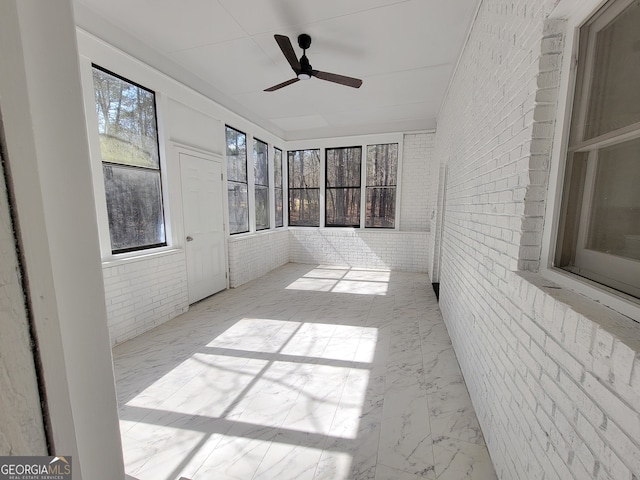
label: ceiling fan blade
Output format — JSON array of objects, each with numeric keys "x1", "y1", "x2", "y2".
[
  {"x1": 313, "y1": 70, "x2": 363, "y2": 88},
  {"x1": 264, "y1": 78, "x2": 300, "y2": 92},
  {"x1": 274, "y1": 34, "x2": 301, "y2": 71}
]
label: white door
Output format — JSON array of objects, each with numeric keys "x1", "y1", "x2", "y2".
[{"x1": 180, "y1": 152, "x2": 227, "y2": 304}]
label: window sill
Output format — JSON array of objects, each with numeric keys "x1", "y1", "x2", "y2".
[
  {"x1": 101, "y1": 247, "x2": 183, "y2": 268},
  {"x1": 540, "y1": 266, "x2": 640, "y2": 324},
  {"x1": 518, "y1": 270, "x2": 640, "y2": 351},
  {"x1": 287, "y1": 226, "x2": 431, "y2": 234},
  {"x1": 227, "y1": 229, "x2": 288, "y2": 241}
]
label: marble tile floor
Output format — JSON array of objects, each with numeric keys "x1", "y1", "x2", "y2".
[{"x1": 114, "y1": 263, "x2": 497, "y2": 480}]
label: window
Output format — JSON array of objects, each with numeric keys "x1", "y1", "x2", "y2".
[
  {"x1": 366, "y1": 143, "x2": 398, "y2": 228},
  {"x1": 226, "y1": 126, "x2": 249, "y2": 234},
  {"x1": 555, "y1": 0, "x2": 640, "y2": 299},
  {"x1": 274, "y1": 148, "x2": 284, "y2": 227},
  {"x1": 326, "y1": 147, "x2": 362, "y2": 227},
  {"x1": 254, "y1": 138, "x2": 269, "y2": 231},
  {"x1": 288, "y1": 149, "x2": 320, "y2": 226},
  {"x1": 92, "y1": 65, "x2": 166, "y2": 253}
]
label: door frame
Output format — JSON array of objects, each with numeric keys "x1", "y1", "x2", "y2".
[{"x1": 171, "y1": 142, "x2": 229, "y2": 296}]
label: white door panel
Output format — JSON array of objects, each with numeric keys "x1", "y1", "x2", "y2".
[{"x1": 180, "y1": 152, "x2": 227, "y2": 303}]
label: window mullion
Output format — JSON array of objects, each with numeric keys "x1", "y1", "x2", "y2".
[
  {"x1": 360, "y1": 143, "x2": 366, "y2": 228},
  {"x1": 247, "y1": 134, "x2": 256, "y2": 233},
  {"x1": 574, "y1": 150, "x2": 599, "y2": 258},
  {"x1": 319, "y1": 147, "x2": 326, "y2": 228},
  {"x1": 570, "y1": 122, "x2": 640, "y2": 152}
]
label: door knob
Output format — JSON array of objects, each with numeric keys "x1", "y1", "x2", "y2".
[{"x1": 186, "y1": 236, "x2": 193, "y2": 242}]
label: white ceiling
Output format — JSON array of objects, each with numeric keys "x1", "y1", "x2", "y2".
[{"x1": 73, "y1": 0, "x2": 479, "y2": 141}]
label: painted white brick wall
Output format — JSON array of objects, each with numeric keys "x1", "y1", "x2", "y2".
[
  {"x1": 228, "y1": 229, "x2": 289, "y2": 287},
  {"x1": 400, "y1": 133, "x2": 434, "y2": 232},
  {"x1": 442, "y1": 269, "x2": 640, "y2": 480},
  {"x1": 433, "y1": 2, "x2": 640, "y2": 480},
  {"x1": 103, "y1": 250, "x2": 188, "y2": 345},
  {"x1": 289, "y1": 229, "x2": 428, "y2": 272}
]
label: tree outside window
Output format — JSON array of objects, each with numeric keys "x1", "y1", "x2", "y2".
[
  {"x1": 226, "y1": 126, "x2": 249, "y2": 234},
  {"x1": 288, "y1": 149, "x2": 320, "y2": 226},
  {"x1": 254, "y1": 138, "x2": 269, "y2": 231},
  {"x1": 326, "y1": 147, "x2": 361, "y2": 227},
  {"x1": 366, "y1": 143, "x2": 398, "y2": 228}
]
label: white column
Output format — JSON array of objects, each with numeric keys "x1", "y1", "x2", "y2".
[{"x1": 0, "y1": 1, "x2": 125, "y2": 478}]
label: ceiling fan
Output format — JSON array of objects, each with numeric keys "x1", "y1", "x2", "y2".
[{"x1": 264, "y1": 34, "x2": 363, "y2": 92}]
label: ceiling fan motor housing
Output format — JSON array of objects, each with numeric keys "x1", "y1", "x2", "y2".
[
  {"x1": 298, "y1": 33, "x2": 312, "y2": 50},
  {"x1": 299, "y1": 54, "x2": 312, "y2": 74}
]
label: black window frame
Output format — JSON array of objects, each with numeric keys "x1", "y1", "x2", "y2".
[
  {"x1": 325, "y1": 146, "x2": 362, "y2": 228},
  {"x1": 92, "y1": 64, "x2": 167, "y2": 255},
  {"x1": 274, "y1": 147, "x2": 284, "y2": 228},
  {"x1": 225, "y1": 125, "x2": 250, "y2": 235},
  {"x1": 288, "y1": 149, "x2": 321, "y2": 227},
  {"x1": 365, "y1": 143, "x2": 399, "y2": 229},
  {"x1": 253, "y1": 137, "x2": 270, "y2": 231}
]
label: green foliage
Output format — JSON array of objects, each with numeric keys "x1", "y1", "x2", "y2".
[{"x1": 99, "y1": 135, "x2": 155, "y2": 168}]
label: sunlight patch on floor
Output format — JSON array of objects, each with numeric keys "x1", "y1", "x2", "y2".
[{"x1": 288, "y1": 267, "x2": 391, "y2": 295}]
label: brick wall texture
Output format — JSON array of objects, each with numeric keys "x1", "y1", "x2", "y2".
[
  {"x1": 228, "y1": 229, "x2": 290, "y2": 288},
  {"x1": 289, "y1": 229, "x2": 428, "y2": 273},
  {"x1": 103, "y1": 251, "x2": 188, "y2": 345},
  {"x1": 401, "y1": 133, "x2": 434, "y2": 232},
  {"x1": 432, "y1": 1, "x2": 640, "y2": 479}
]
